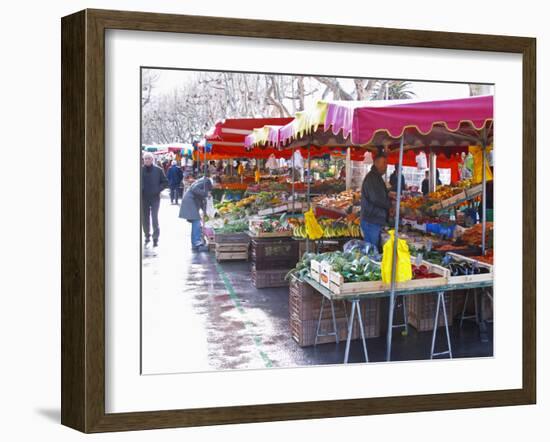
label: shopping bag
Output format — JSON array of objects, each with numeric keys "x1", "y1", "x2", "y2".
[
  {"x1": 205, "y1": 194, "x2": 217, "y2": 218},
  {"x1": 304, "y1": 208, "x2": 324, "y2": 240},
  {"x1": 469, "y1": 145, "x2": 493, "y2": 184},
  {"x1": 381, "y1": 230, "x2": 412, "y2": 284}
]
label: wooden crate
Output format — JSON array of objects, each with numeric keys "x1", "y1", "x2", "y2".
[
  {"x1": 249, "y1": 230, "x2": 294, "y2": 238},
  {"x1": 465, "y1": 184, "x2": 483, "y2": 198},
  {"x1": 214, "y1": 232, "x2": 250, "y2": 244},
  {"x1": 452, "y1": 288, "x2": 493, "y2": 321},
  {"x1": 289, "y1": 275, "x2": 347, "y2": 321},
  {"x1": 407, "y1": 292, "x2": 453, "y2": 332},
  {"x1": 290, "y1": 298, "x2": 381, "y2": 347},
  {"x1": 296, "y1": 238, "x2": 350, "y2": 260},
  {"x1": 215, "y1": 242, "x2": 249, "y2": 262},
  {"x1": 251, "y1": 238, "x2": 299, "y2": 270},
  {"x1": 251, "y1": 266, "x2": 290, "y2": 288},
  {"x1": 440, "y1": 190, "x2": 467, "y2": 208},
  {"x1": 446, "y1": 252, "x2": 493, "y2": 285}
]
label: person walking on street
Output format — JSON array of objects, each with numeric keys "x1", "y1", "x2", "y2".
[
  {"x1": 360, "y1": 153, "x2": 394, "y2": 251},
  {"x1": 179, "y1": 175, "x2": 214, "y2": 251},
  {"x1": 142, "y1": 152, "x2": 168, "y2": 248},
  {"x1": 167, "y1": 160, "x2": 184, "y2": 205}
]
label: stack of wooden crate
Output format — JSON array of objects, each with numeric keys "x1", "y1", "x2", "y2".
[
  {"x1": 214, "y1": 232, "x2": 250, "y2": 262},
  {"x1": 250, "y1": 236, "x2": 298, "y2": 288},
  {"x1": 288, "y1": 275, "x2": 381, "y2": 347}
]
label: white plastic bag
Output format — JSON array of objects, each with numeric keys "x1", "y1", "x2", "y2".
[{"x1": 205, "y1": 194, "x2": 216, "y2": 218}]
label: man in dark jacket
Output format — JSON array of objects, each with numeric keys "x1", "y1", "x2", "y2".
[
  {"x1": 360, "y1": 153, "x2": 393, "y2": 250},
  {"x1": 142, "y1": 152, "x2": 168, "y2": 248},
  {"x1": 179, "y1": 176, "x2": 214, "y2": 251},
  {"x1": 167, "y1": 160, "x2": 184, "y2": 205},
  {"x1": 389, "y1": 168, "x2": 407, "y2": 193},
  {"x1": 421, "y1": 169, "x2": 442, "y2": 196}
]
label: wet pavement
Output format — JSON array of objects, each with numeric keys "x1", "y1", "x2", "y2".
[{"x1": 142, "y1": 192, "x2": 493, "y2": 374}]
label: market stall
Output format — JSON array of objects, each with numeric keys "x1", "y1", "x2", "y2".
[{"x1": 246, "y1": 95, "x2": 494, "y2": 361}]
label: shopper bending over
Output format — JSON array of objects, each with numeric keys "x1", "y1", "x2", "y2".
[
  {"x1": 360, "y1": 153, "x2": 394, "y2": 251},
  {"x1": 179, "y1": 175, "x2": 216, "y2": 251}
]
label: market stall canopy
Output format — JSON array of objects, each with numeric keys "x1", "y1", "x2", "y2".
[
  {"x1": 200, "y1": 117, "x2": 344, "y2": 160},
  {"x1": 245, "y1": 95, "x2": 493, "y2": 150},
  {"x1": 143, "y1": 143, "x2": 194, "y2": 155},
  {"x1": 200, "y1": 117, "x2": 291, "y2": 159}
]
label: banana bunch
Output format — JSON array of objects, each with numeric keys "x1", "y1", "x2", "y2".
[
  {"x1": 293, "y1": 224, "x2": 308, "y2": 238},
  {"x1": 218, "y1": 203, "x2": 236, "y2": 215},
  {"x1": 348, "y1": 223, "x2": 362, "y2": 238}
]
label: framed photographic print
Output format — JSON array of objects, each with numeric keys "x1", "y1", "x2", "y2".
[{"x1": 61, "y1": 9, "x2": 536, "y2": 433}]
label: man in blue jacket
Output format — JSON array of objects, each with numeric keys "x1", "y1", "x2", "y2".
[
  {"x1": 167, "y1": 160, "x2": 184, "y2": 205},
  {"x1": 141, "y1": 152, "x2": 168, "y2": 248},
  {"x1": 360, "y1": 153, "x2": 395, "y2": 251}
]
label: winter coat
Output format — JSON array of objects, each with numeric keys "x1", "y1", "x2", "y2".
[
  {"x1": 361, "y1": 166, "x2": 391, "y2": 225},
  {"x1": 141, "y1": 165, "x2": 168, "y2": 198},
  {"x1": 389, "y1": 171, "x2": 406, "y2": 192},
  {"x1": 179, "y1": 176, "x2": 212, "y2": 221},
  {"x1": 167, "y1": 165, "x2": 184, "y2": 187}
]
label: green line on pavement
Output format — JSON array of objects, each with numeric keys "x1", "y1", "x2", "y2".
[{"x1": 212, "y1": 259, "x2": 274, "y2": 368}]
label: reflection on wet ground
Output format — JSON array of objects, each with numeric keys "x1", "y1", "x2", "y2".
[{"x1": 141, "y1": 194, "x2": 493, "y2": 374}]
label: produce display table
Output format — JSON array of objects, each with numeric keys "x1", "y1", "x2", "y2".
[{"x1": 302, "y1": 275, "x2": 493, "y2": 364}]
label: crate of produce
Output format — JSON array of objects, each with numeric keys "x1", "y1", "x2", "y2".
[
  {"x1": 290, "y1": 298, "x2": 381, "y2": 347},
  {"x1": 249, "y1": 230, "x2": 294, "y2": 238},
  {"x1": 311, "y1": 257, "x2": 449, "y2": 296},
  {"x1": 465, "y1": 184, "x2": 483, "y2": 198},
  {"x1": 251, "y1": 238, "x2": 299, "y2": 270},
  {"x1": 446, "y1": 252, "x2": 493, "y2": 285},
  {"x1": 440, "y1": 189, "x2": 467, "y2": 209},
  {"x1": 215, "y1": 242, "x2": 249, "y2": 261},
  {"x1": 407, "y1": 292, "x2": 454, "y2": 332},
  {"x1": 251, "y1": 265, "x2": 289, "y2": 288},
  {"x1": 248, "y1": 217, "x2": 293, "y2": 238}
]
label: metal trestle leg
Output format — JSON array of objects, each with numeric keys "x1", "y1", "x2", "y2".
[{"x1": 430, "y1": 292, "x2": 453, "y2": 359}]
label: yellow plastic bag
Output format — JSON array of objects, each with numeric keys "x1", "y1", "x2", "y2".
[
  {"x1": 254, "y1": 168, "x2": 261, "y2": 183},
  {"x1": 237, "y1": 163, "x2": 245, "y2": 176},
  {"x1": 469, "y1": 145, "x2": 493, "y2": 184},
  {"x1": 304, "y1": 208, "x2": 324, "y2": 240},
  {"x1": 381, "y1": 230, "x2": 412, "y2": 284}
]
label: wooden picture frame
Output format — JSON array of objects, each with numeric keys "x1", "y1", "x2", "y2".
[{"x1": 61, "y1": 8, "x2": 536, "y2": 433}]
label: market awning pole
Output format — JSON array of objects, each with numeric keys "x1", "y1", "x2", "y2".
[
  {"x1": 306, "y1": 144, "x2": 312, "y2": 253},
  {"x1": 429, "y1": 149, "x2": 437, "y2": 193},
  {"x1": 346, "y1": 147, "x2": 352, "y2": 190},
  {"x1": 386, "y1": 135, "x2": 405, "y2": 362},
  {"x1": 291, "y1": 147, "x2": 296, "y2": 214},
  {"x1": 204, "y1": 146, "x2": 207, "y2": 178},
  {"x1": 481, "y1": 134, "x2": 487, "y2": 255}
]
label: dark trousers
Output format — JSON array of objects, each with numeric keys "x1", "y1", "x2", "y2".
[
  {"x1": 169, "y1": 185, "x2": 179, "y2": 203},
  {"x1": 142, "y1": 195, "x2": 160, "y2": 242}
]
